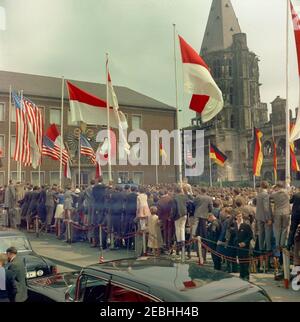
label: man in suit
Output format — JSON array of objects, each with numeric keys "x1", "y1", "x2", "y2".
[
  {"x1": 288, "y1": 189, "x2": 300, "y2": 249},
  {"x1": 255, "y1": 181, "x2": 273, "y2": 254},
  {"x1": 4, "y1": 180, "x2": 16, "y2": 227},
  {"x1": 270, "y1": 182, "x2": 290, "y2": 249},
  {"x1": 85, "y1": 180, "x2": 95, "y2": 242},
  {"x1": 193, "y1": 188, "x2": 213, "y2": 261},
  {"x1": 92, "y1": 177, "x2": 107, "y2": 247},
  {"x1": 45, "y1": 185, "x2": 56, "y2": 231},
  {"x1": 124, "y1": 186, "x2": 138, "y2": 249},
  {"x1": 235, "y1": 210, "x2": 253, "y2": 281},
  {"x1": 6, "y1": 247, "x2": 27, "y2": 302},
  {"x1": 0, "y1": 253, "x2": 17, "y2": 302},
  {"x1": 157, "y1": 189, "x2": 174, "y2": 252},
  {"x1": 110, "y1": 186, "x2": 126, "y2": 248}
]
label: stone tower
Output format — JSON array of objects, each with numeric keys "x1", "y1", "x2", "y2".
[{"x1": 192, "y1": 0, "x2": 268, "y2": 183}]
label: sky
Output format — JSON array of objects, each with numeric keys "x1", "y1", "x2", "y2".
[{"x1": 0, "y1": 0, "x2": 300, "y2": 128}]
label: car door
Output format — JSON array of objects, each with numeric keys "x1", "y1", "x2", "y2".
[{"x1": 75, "y1": 273, "x2": 110, "y2": 303}]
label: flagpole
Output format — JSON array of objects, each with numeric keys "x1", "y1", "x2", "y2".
[
  {"x1": 59, "y1": 76, "x2": 64, "y2": 188},
  {"x1": 78, "y1": 135, "x2": 81, "y2": 187},
  {"x1": 286, "y1": 0, "x2": 291, "y2": 187},
  {"x1": 19, "y1": 90, "x2": 23, "y2": 183},
  {"x1": 106, "y1": 53, "x2": 112, "y2": 183},
  {"x1": 173, "y1": 23, "x2": 183, "y2": 187},
  {"x1": 7, "y1": 85, "x2": 12, "y2": 185},
  {"x1": 208, "y1": 139, "x2": 212, "y2": 187}
]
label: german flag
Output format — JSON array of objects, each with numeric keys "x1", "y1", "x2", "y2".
[
  {"x1": 290, "y1": 123, "x2": 300, "y2": 172},
  {"x1": 209, "y1": 143, "x2": 227, "y2": 166},
  {"x1": 253, "y1": 128, "x2": 263, "y2": 177}
]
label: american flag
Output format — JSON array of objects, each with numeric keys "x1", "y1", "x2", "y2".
[
  {"x1": 42, "y1": 136, "x2": 69, "y2": 165},
  {"x1": 80, "y1": 134, "x2": 96, "y2": 165},
  {"x1": 12, "y1": 92, "x2": 43, "y2": 167}
]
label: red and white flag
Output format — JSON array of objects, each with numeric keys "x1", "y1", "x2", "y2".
[
  {"x1": 178, "y1": 35, "x2": 224, "y2": 123},
  {"x1": 290, "y1": 1, "x2": 300, "y2": 142},
  {"x1": 107, "y1": 61, "x2": 130, "y2": 155},
  {"x1": 67, "y1": 81, "x2": 127, "y2": 128}
]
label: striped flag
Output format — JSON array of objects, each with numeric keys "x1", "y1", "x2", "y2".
[
  {"x1": 42, "y1": 136, "x2": 69, "y2": 165},
  {"x1": 290, "y1": 1, "x2": 300, "y2": 142},
  {"x1": 253, "y1": 128, "x2": 263, "y2": 177},
  {"x1": 12, "y1": 92, "x2": 43, "y2": 168},
  {"x1": 290, "y1": 123, "x2": 300, "y2": 172},
  {"x1": 210, "y1": 143, "x2": 227, "y2": 167},
  {"x1": 80, "y1": 134, "x2": 96, "y2": 165},
  {"x1": 43, "y1": 124, "x2": 69, "y2": 165}
]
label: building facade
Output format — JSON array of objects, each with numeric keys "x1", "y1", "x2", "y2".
[
  {"x1": 187, "y1": 0, "x2": 299, "y2": 185},
  {"x1": 0, "y1": 71, "x2": 177, "y2": 186}
]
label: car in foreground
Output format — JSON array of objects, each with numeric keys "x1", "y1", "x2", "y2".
[
  {"x1": 27, "y1": 257, "x2": 271, "y2": 302},
  {"x1": 0, "y1": 228, "x2": 57, "y2": 279}
]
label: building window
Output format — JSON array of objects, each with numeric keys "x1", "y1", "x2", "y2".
[
  {"x1": 76, "y1": 172, "x2": 89, "y2": 186},
  {"x1": 0, "y1": 135, "x2": 4, "y2": 156},
  {"x1": 133, "y1": 172, "x2": 143, "y2": 185},
  {"x1": 213, "y1": 59, "x2": 221, "y2": 78},
  {"x1": 102, "y1": 172, "x2": 114, "y2": 184},
  {"x1": 50, "y1": 109, "x2": 61, "y2": 125},
  {"x1": 50, "y1": 172, "x2": 60, "y2": 185},
  {"x1": 0, "y1": 103, "x2": 4, "y2": 121},
  {"x1": 228, "y1": 59, "x2": 233, "y2": 77},
  {"x1": 229, "y1": 87, "x2": 233, "y2": 105},
  {"x1": 0, "y1": 172, "x2": 4, "y2": 186},
  {"x1": 10, "y1": 172, "x2": 25, "y2": 183},
  {"x1": 132, "y1": 115, "x2": 142, "y2": 130},
  {"x1": 31, "y1": 172, "x2": 45, "y2": 186},
  {"x1": 11, "y1": 104, "x2": 16, "y2": 123},
  {"x1": 10, "y1": 136, "x2": 16, "y2": 158},
  {"x1": 118, "y1": 172, "x2": 129, "y2": 184},
  {"x1": 230, "y1": 115, "x2": 235, "y2": 129},
  {"x1": 68, "y1": 109, "x2": 78, "y2": 126}
]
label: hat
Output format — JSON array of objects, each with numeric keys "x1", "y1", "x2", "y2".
[{"x1": 75, "y1": 188, "x2": 80, "y2": 194}]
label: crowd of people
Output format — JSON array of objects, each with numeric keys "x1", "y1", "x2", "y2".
[{"x1": 1, "y1": 178, "x2": 300, "y2": 282}]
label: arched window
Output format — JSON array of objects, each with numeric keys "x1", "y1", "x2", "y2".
[
  {"x1": 228, "y1": 59, "x2": 233, "y2": 77},
  {"x1": 277, "y1": 139, "x2": 285, "y2": 156},
  {"x1": 229, "y1": 87, "x2": 233, "y2": 105},
  {"x1": 263, "y1": 141, "x2": 272, "y2": 158},
  {"x1": 230, "y1": 114, "x2": 235, "y2": 129},
  {"x1": 213, "y1": 59, "x2": 221, "y2": 78}
]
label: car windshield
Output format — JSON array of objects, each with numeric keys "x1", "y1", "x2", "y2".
[{"x1": 0, "y1": 236, "x2": 32, "y2": 253}]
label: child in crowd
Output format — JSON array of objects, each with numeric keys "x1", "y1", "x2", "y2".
[{"x1": 147, "y1": 206, "x2": 162, "y2": 256}]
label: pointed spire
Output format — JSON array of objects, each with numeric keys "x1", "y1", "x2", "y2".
[{"x1": 201, "y1": 0, "x2": 242, "y2": 54}]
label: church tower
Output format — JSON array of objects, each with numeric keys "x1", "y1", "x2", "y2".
[{"x1": 192, "y1": 0, "x2": 268, "y2": 183}]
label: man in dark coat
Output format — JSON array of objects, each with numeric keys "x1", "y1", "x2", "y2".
[
  {"x1": 124, "y1": 186, "x2": 138, "y2": 249},
  {"x1": 288, "y1": 190, "x2": 300, "y2": 249},
  {"x1": 235, "y1": 210, "x2": 253, "y2": 281},
  {"x1": 110, "y1": 186, "x2": 126, "y2": 248},
  {"x1": 157, "y1": 189, "x2": 174, "y2": 252},
  {"x1": 91, "y1": 177, "x2": 107, "y2": 247},
  {"x1": 6, "y1": 247, "x2": 27, "y2": 302},
  {"x1": 207, "y1": 213, "x2": 222, "y2": 270}
]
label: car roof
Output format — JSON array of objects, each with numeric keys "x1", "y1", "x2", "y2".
[
  {"x1": 0, "y1": 227, "x2": 27, "y2": 238},
  {"x1": 83, "y1": 257, "x2": 254, "y2": 301}
]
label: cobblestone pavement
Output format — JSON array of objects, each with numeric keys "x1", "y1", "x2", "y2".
[{"x1": 25, "y1": 231, "x2": 300, "y2": 302}]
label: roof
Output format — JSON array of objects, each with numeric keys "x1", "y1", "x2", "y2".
[
  {"x1": 201, "y1": 0, "x2": 242, "y2": 54},
  {"x1": 0, "y1": 70, "x2": 175, "y2": 111},
  {"x1": 85, "y1": 257, "x2": 258, "y2": 301}
]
